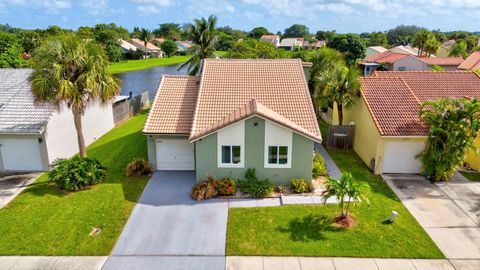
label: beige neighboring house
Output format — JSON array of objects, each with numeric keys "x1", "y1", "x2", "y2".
[
  {"x1": 278, "y1": 37, "x2": 304, "y2": 51},
  {"x1": 130, "y1": 38, "x2": 163, "y2": 58},
  {"x1": 437, "y1": 40, "x2": 456, "y2": 57},
  {"x1": 119, "y1": 39, "x2": 139, "y2": 53},
  {"x1": 259, "y1": 35, "x2": 280, "y2": 47},
  {"x1": 366, "y1": 46, "x2": 388, "y2": 57},
  {"x1": 389, "y1": 45, "x2": 425, "y2": 56},
  {"x1": 152, "y1": 38, "x2": 166, "y2": 47},
  {"x1": 0, "y1": 69, "x2": 115, "y2": 172},
  {"x1": 458, "y1": 51, "x2": 480, "y2": 72},
  {"x1": 302, "y1": 40, "x2": 325, "y2": 50}
]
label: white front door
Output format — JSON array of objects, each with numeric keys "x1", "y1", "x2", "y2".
[
  {"x1": 383, "y1": 141, "x2": 424, "y2": 173},
  {"x1": 0, "y1": 138, "x2": 44, "y2": 171},
  {"x1": 156, "y1": 139, "x2": 194, "y2": 170}
]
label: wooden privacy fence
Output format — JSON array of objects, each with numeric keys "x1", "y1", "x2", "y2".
[
  {"x1": 113, "y1": 91, "x2": 149, "y2": 125},
  {"x1": 326, "y1": 125, "x2": 355, "y2": 149}
]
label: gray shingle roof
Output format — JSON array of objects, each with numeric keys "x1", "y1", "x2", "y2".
[{"x1": 0, "y1": 69, "x2": 55, "y2": 134}]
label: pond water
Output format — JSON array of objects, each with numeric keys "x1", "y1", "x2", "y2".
[{"x1": 115, "y1": 63, "x2": 187, "y2": 99}]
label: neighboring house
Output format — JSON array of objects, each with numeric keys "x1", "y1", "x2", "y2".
[
  {"x1": 342, "y1": 71, "x2": 480, "y2": 174},
  {"x1": 437, "y1": 40, "x2": 456, "y2": 57},
  {"x1": 152, "y1": 38, "x2": 166, "y2": 47},
  {"x1": 175, "y1": 40, "x2": 192, "y2": 52},
  {"x1": 360, "y1": 51, "x2": 462, "y2": 76},
  {"x1": 130, "y1": 38, "x2": 163, "y2": 58},
  {"x1": 143, "y1": 59, "x2": 322, "y2": 184},
  {"x1": 259, "y1": 35, "x2": 280, "y2": 47},
  {"x1": 365, "y1": 46, "x2": 388, "y2": 58},
  {"x1": 302, "y1": 40, "x2": 325, "y2": 50},
  {"x1": 458, "y1": 51, "x2": 480, "y2": 72},
  {"x1": 389, "y1": 45, "x2": 425, "y2": 56},
  {"x1": 278, "y1": 38, "x2": 304, "y2": 51},
  {"x1": 0, "y1": 69, "x2": 115, "y2": 172},
  {"x1": 119, "y1": 39, "x2": 139, "y2": 53}
]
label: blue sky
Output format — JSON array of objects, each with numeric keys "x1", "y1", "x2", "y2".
[{"x1": 1, "y1": 0, "x2": 479, "y2": 33}]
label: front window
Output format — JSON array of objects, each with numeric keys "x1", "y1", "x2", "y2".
[
  {"x1": 221, "y1": 145, "x2": 241, "y2": 164},
  {"x1": 268, "y1": 146, "x2": 288, "y2": 165}
]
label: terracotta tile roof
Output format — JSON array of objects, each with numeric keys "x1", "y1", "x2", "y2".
[
  {"x1": 363, "y1": 71, "x2": 480, "y2": 136},
  {"x1": 190, "y1": 59, "x2": 321, "y2": 141},
  {"x1": 190, "y1": 99, "x2": 321, "y2": 142},
  {"x1": 458, "y1": 51, "x2": 480, "y2": 71},
  {"x1": 364, "y1": 51, "x2": 409, "y2": 63},
  {"x1": 416, "y1": 57, "x2": 464, "y2": 66},
  {"x1": 143, "y1": 76, "x2": 199, "y2": 134}
]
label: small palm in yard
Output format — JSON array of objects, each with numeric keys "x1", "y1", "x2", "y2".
[
  {"x1": 322, "y1": 172, "x2": 369, "y2": 227},
  {"x1": 30, "y1": 35, "x2": 119, "y2": 157},
  {"x1": 139, "y1": 28, "x2": 153, "y2": 59}
]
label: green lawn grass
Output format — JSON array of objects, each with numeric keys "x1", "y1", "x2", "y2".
[
  {"x1": 0, "y1": 111, "x2": 150, "y2": 255},
  {"x1": 460, "y1": 171, "x2": 480, "y2": 181},
  {"x1": 227, "y1": 148, "x2": 444, "y2": 258},
  {"x1": 108, "y1": 56, "x2": 190, "y2": 74}
]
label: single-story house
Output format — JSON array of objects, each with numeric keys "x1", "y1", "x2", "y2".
[
  {"x1": 119, "y1": 39, "x2": 139, "y2": 53},
  {"x1": 143, "y1": 59, "x2": 322, "y2": 184},
  {"x1": 175, "y1": 41, "x2": 192, "y2": 52},
  {"x1": 341, "y1": 71, "x2": 480, "y2": 174},
  {"x1": 152, "y1": 38, "x2": 166, "y2": 47},
  {"x1": 259, "y1": 35, "x2": 280, "y2": 47},
  {"x1": 389, "y1": 45, "x2": 426, "y2": 56},
  {"x1": 278, "y1": 38, "x2": 304, "y2": 51},
  {"x1": 0, "y1": 69, "x2": 115, "y2": 172},
  {"x1": 130, "y1": 38, "x2": 163, "y2": 58},
  {"x1": 302, "y1": 40, "x2": 325, "y2": 50},
  {"x1": 360, "y1": 52, "x2": 463, "y2": 76},
  {"x1": 458, "y1": 51, "x2": 480, "y2": 72},
  {"x1": 366, "y1": 46, "x2": 388, "y2": 58},
  {"x1": 437, "y1": 40, "x2": 456, "y2": 57}
]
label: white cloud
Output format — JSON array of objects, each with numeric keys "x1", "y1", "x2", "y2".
[
  {"x1": 80, "y1": 0, "x2": 109, "y2": 16},
  {"x1": 187, "y1": 0, "x2": 236, "y2": 16},
  {"x1": 130, "y1": 0, "x2": 172, "y2": 7},
  {"x1": 244, "y1": 11, "x2": 263, "y2": 21},
  {"x1": 137, "y1": 5, "x2": 160, "y2": 14}
]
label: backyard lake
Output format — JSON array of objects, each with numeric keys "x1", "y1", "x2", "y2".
[{"x1": 116, "y1": 63, "x2": 187, "y2": 99}]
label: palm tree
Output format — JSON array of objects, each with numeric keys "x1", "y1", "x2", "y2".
[
  {"x1": 139, "y1": 28, "x2": 153, "y2": 59},
  {"x1": 322, "y1": 172, "x2": 369, "y2": 220},
  {"x1": 30, "y1": 35, "x2": 119, "y2": 157},
  {"x1": 180, "y1": 15, "x2": 218, "y2": 75},
  {"x1": 449, "y1": 41, "x2": 468, "y2": 59},
  {"x1": 314, "y1": 64, "x2": 361, "y2": 125}
]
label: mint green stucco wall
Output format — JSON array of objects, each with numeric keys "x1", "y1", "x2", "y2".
[
  {"x1": 146, "y1": 134, "x2": 191, "y2": 170},
  {"x1": 195, "y1": 117, "x2": 314, "y2": 184}
]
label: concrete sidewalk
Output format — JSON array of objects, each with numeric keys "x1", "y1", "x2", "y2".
[
  {"x1": 0, "y1": 173, "x2": 40, "y2": 209},
  {"x1": 0, "y1": 256, "x2": 107, "y2": 270},
  {"x1": 315, "y1": 143, "x2": 342, "y2": 179}
]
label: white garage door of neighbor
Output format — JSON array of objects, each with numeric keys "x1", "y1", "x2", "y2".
[
  {"x1": 0, "y1": 138, "x2": 44, "y2": 171},
  {"x1": 156, "y1": 139, "x2": 195, "y2": 170},
  {"x1": 383, "y1": 141, "x2": 424, "y2": 173}
]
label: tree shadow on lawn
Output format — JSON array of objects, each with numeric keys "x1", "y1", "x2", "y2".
[{"x1": 277, "y1": 214, "x2": 343, "y2": 242}]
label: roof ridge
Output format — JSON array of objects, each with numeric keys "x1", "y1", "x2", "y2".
[
  {"x1": 189, "y1": 60, "x2": 207, "y2": 136},
  {"x1": 399, "y1": 77, "x2": 422, "y2": 106}
]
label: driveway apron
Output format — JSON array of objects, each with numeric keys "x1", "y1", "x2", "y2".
[{"x1": 103, "y1": 171, "x2": 228, "y2": 270}]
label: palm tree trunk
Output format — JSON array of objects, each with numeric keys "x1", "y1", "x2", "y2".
[
  {"x1": 338, "y1": 103, "x2": 344, "y2": 126},
  {"x1": 73, "y1": 108, "x2": 87, "y2": 158}
]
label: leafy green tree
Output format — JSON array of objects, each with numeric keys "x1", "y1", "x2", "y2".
[
  {"x1": 430, "y1": 64, "x2": 445, "y2": 72},
  {"x1": 387, "y1": 25, "x2": 424, "y2": 46},
  {"x1": 0, "y1": 32, "x2": 24, "y2": 67},
  {"x1": 248, "y1": 26, "x2": 271, "y2": 39},
  {"x1": 419, "y1": 98, "x2": 480, "y2": 181},
  {"x1": 434, "y1": 31, "x2": 446, "y2": 43},
  {"x1": 153, "y1": 23, "x2": 182, "y2": 40},
  {"x1": 216, "y1": 31, "x2": 236, "y2": 51},
  {"x1": 316, "y1": 30, "x2": 336, "y2": 43},
  {"x1": 105, "y1": 42, "x2": 122, "y2": 62},
  {"x1": 180, "y1": 15, "x2": 218, "y2": 75},
  {"x1": 367, "y1": 32, "x2": 388, "y2": 47},
  {"x1": 18, "y1": 31, "x2": 40, "y2": 54},
  {"x1": 327, "y1": 34, "x2": 366, "y2": 65},
  {"x1": 283, "y1": 24, "x2": 309, "y2": 38},
  {"x1": 45, "y1": 25, "x2": 66, "y2": 36},
  {"x1": 30, "y1": 35, "x2": 120, "y2": 157},
  {"x1": 139, "y1": 28, "x2": 153, "y2": 58},
  {"x1": 161, "y1": 39, "x2": 178, "y2": 57},
  {"x1": 226, "y1": 38, "x2": 291, "y2": 59},
  {"x1": 322, "y1": 172, "x2": 369, "y2": 221},
  {"x1": 449, "y1": 40, "x2": 468, "y2": 58},
  {"x1": 413, "y1": 29, "x2": 439, "y2": 56},
  {"x1": 314, "y1": 63, "x2": 361, "y2": 125},
  {"x1": 217, "y1": 26, "x2": 247, "y2": 39},
  {"x1": 77, "y1": 26, "x2": 94, "y2": 39}
]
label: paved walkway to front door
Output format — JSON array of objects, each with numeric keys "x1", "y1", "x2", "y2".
[
  {"x1": 384, "y1": 174, "x2": 480, "y2": 262},
  {"x1": 102, "y1": 171, "x2": 228, "y2": 270}
]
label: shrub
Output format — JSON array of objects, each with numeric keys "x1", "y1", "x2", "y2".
[
  {"x1": 191, "y1": 177, "x2": 217, "y2": 200},
  {"x1": 274, "y1": 184, "x2": 288, "y2": 194},
  {"x1": 49, "y1": 156, "x2": 106, "y2": 191},
  {"x1": 126, "y1": 158, "x2": 153, "y2": 177},
  {"x1": 215, "y1": 176, "x2": 237, "y2": 196},
  {"x1": 245, "y1": 168, "x2": 257, "y2": 181},
  {"x1": 312, "y1": 151, "x2": 328, "y2": 177},
  {"x1": 290, "y1": 178, "x2": 312, "y2": 193},
  {"x1": 238, "y1": 178, "x2": 273, "y2": 198}
]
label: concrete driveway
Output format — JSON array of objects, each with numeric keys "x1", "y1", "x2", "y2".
[
  {"x1": 103, "y1": 171, "x2": 228, "y2": 270},
  {"x1": 384, "y1": 174, "x2": 480, "y2": 262},
  {"x1": 0, "y1": 173, "x2": 41, "y2": 209}
]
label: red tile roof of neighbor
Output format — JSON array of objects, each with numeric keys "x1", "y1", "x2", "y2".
[
  {"x1": 458, "y1": 51, "x2": 480, "y2": 71},
  {"x1": 143, "y1": 59, "x2": 322, "y2": 143},
  {"x1": 416, "y1": 57, "x2": 464, "y2": 66},
  {"x1": 363, "y1": 51, "x2": 409, "y2": 63},
  {"x1": 362, "y1": 71, "x2": 480, "y2": 136}
]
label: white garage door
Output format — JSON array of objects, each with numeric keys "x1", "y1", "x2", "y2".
[
  {"x1": 0, "y1": 138, "x2": 44, "y2": 171},
  {"x1": 383, "y1": 141, "x2": 424, "y2": 173},
  {"x1": 156, "y1": 139, "x2": 194, "y2": 170}
]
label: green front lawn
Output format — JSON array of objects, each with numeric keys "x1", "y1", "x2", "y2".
[
  {"x1": 108, "y1": 56, "x2": 190, "y2": 74},
  {"x1": 460, "y1": 171, "x2": 480, "y2": 181},
  {"x1": 0, "y1": 111, "x2": 150, "y2": 255},
  {"x1": 227, "y1": 149, "x2": 444, "y2": 258}
]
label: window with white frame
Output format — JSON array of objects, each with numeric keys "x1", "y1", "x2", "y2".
[
  {"x1": 268, "y1": 146, "x2": 288, "y2": 165},
  {"x1": 221, "y1": 145, "x2": 241, "y2": 164}
]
